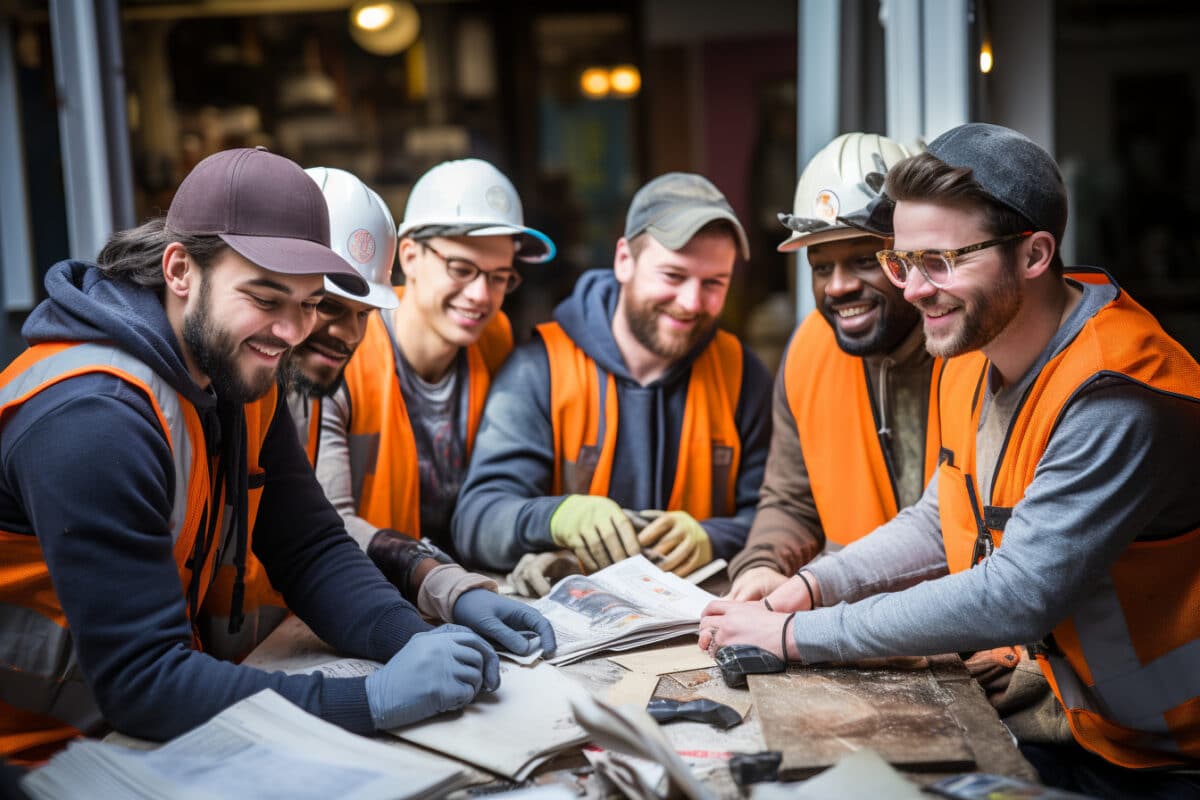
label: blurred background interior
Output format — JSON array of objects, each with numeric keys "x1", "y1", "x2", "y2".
[{"x1": 2, "y1": 0, "x2": 1199, "y2": 371}]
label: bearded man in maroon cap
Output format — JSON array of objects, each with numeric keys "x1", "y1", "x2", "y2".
[{"x1": 0, "y1": 148, "x2": 500, "y2": 763}]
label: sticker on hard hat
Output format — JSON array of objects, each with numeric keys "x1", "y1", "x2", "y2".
[
  {"x1": 347, "y1": 229, "x2": 377, "y2": 264},
  {"x1": 486, "y1": 185, "x2": 512, "y2": 213},
  {"x1": 812, "y1": 190, "x2": 839, "y2": 224}
]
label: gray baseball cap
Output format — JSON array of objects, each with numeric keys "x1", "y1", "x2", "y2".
[
  {"x1": 838, "y1": 123, "x2": 1068, "y2": 243},
  {"x1": 624, "y1": 172, "x2": 751, "y2": 260}
]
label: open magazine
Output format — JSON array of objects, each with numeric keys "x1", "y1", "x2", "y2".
[
  {"x1": 21, "y1": 690, "x2": 465, "y2": 800},
  {"x1": 534, "y1": 555, "x2": 717, "y2": 665}
]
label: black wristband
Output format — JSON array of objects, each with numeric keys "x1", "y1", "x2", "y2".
[
  {"x1": 796, "y1": 571, "x2": 816, "y2": 609},
  {"x1": 781, "y1": 611, "x2": 797, "y2": 661}
]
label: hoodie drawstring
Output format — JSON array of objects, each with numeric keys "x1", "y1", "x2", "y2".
[{"x1": 226, "y1": 405, "x2": 248, "y2": 635}]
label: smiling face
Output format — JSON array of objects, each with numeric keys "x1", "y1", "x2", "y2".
[
  {"x1": 397, "y1": 234, "x2": 518, "y2": 350},
  {"x1": 809, "y1": 235, "x2": 920, "y2": 357},
  {"x1": 613, "y1": 231, "x2": 735, "y2": 368},
  {"x1": 286, "y1": 294, "x2": 375, "y2": 397},
  {"x1": 179, "y1": 249, "x2": 324, "y2": 403},
  {"x1": 894, "y1": 200, "x2": 1024, "y2": 359}
]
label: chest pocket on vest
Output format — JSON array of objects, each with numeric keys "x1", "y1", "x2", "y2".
[
  {"x1": 563, "y1": 446, "x2": 601, "y2": 495},
  {"x1": 710, "y1": 444, "x2": 734, "y2": 517},
  {"x1": 937, "y1": 456, "x2": 990, "y2": 574}
]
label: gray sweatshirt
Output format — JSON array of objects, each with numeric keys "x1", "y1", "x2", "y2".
[{"x1": 796, "y1": 279, "x2": 1200, "y2": 661}]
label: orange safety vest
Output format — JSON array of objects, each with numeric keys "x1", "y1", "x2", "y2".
[
  {"x1": 538, "y1": 321, "x2": 743, "y2": 519},
  {"x1": 784, "y1": 312, "x2": 947, "y2": 545},
  {"x1": 936, "y1": 270, "x2": 1200, "y2": 768},
  {"x1": 0, "y1": 342, "x2": 274, "y2": 762},
  {"x1": 341, "y1": 288, "x2": 513, "y2": 537}
]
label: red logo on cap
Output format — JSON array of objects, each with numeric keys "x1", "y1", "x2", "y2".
[{"x1": 348, "y1": 229, "x2": 376, "y2": 264}]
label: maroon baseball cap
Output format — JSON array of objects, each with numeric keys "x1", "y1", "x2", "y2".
[{"x1": 166, "y1": 147, "x2": 369, "y2": 297}]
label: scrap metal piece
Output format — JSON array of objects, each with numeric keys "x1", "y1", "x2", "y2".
[
  {"x1": 714, "y1": 645, "x2": 787, "y2": 688},
  {"x1": 727, "y1": 751, "x2": 783, "y2": 786},
  {"x1": 646, "y1": 698, "x2": 743, "y2": 730}
]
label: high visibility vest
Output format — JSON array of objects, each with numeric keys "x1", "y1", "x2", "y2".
[
  {"x1": 0, "y1": 342, "x2": 274, "y2": 762},
  {"x1": 784, "y1": 312, "x2": 947, "y2": 545},
  {"x1": 341, "y1": 288, "x2": 512, "y2": 538},
  {"x1": 538, "y1": 322, "x2": 743, "y2": 519},
  {"x1": 936, "y1": 269, "x2": 1200, "y2": 769}
]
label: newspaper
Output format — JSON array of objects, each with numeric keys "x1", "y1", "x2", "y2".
[
  {"x1": 242, "y1": 616, "x2": 590, "y2": 782},
  {"x1": 534, "y1": 555, "x2": 717, "y2": 665},
  {"x1": 21, "y1": 690, "x2": 465, "y2": 800}
]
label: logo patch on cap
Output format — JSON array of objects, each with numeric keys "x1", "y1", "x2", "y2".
[
  {"x1": 486, "y1": 185, "x2": 512, "y2": 213},
  {"x1": 813, "y1": 190, "x2": 839, "y2": 225},
  {"x1": 347, "y1": 229, "x2": 376, "y2": 264}
]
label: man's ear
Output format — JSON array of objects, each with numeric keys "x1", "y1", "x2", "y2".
[
  {"x1": 397, "y1": 238, "x2": 420, "y2": 282},
  {"x1": 613, "y1": 237, "x2": 635, "y2": 284},
  {"x1": 1023, "y1": 231, "x2": 1057, "y2": 279},
  {"x1": 162, "y1": 242, "x2": 194, "y2": 300}
]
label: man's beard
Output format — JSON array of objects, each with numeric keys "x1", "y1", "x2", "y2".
[
  {"x1": 821, "y1": 286, "x2": 920, "y2": 357},
  {"x1": 182, "y1": 279, "x2": 285, "y2": 404},
  {"x1": 623, "y1": 295, "x2": 716, "y2": 362},
  {"x1": 920, "y1": 256, "x2": 1023, "y2": 359},
  {"x1": 283, "y1": 356, "x2": 344, "y2": 398}
]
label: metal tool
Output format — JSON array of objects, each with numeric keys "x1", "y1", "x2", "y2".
[
  {"x1": 714, "y1": 644, "x2": 787, "y2": 688},
  {"x1": 646, "y1": 697, "x2": 743, "y2": 729}
]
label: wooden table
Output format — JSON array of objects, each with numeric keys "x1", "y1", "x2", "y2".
[{"x1": 243, "y1": 616, "x2": 1037, "y2": 798}]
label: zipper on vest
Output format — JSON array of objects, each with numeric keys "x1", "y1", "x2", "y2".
[{"x1": 963, "y1": 475, "x2": 995, "y2": 565}]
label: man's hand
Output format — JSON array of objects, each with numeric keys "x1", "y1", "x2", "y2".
[
  {"x1": 726, "y1": 566, "x2": 790, "y2": 601},
  {"x1": 963, "y1": 645, "x2": 1021, "y2": 703},
  {"x1": 549, "y1": 495, "x2": 640, "y2": 572},
  {"x1": 507, "y1": 550, "x2": 582, "y2": 598},
  {"x1": 364, "y1": 625, "x2": 499, "y2": 730},
  {"x1": 697, "y1": 600, "x2": 796, "y2": 661},
  {"x1": 762, "y1": 572, "x2": 819, "y2": 612},
  {"x1": 636, "y1": 510, "x2": 712, "y2": 577},
  {"x1": 451, "y1": 588, "x2": 558, "y2": 657}
]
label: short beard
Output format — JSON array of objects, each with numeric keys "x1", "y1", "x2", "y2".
[
  {"x1": 182, "y1": 278, "x2": 280, "y2": 404},
  {"x1": 822, "y1": 290, "x2": 919, "y2": 358},
  {"x1": 923, "y1": 253, "x2": 1023, "y2": 359},
  {"x1": 624, "y1": 298, "x2": 716, "y2": 362},
  {"x1": 283, "y1": 356, "x2": 343, "y2": 398}
]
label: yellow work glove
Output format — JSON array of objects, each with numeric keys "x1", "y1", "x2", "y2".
[
  {"x1": 636, "y1": 510, "x2": 712, "y2": 577},
  {"x1": 549, "y1": 495, "x2": 641, "y2": 573}
]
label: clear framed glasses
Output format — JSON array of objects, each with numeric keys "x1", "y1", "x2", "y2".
[
  {"x1": 422, "y1": 243, "x2": 522, "y2": 294},
  {"x1": 876, "y1": 231, "x2": 1032, "y2": 289}
]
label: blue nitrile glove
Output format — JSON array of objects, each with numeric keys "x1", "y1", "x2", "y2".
[
  {"x1": 364, "y1": 625, "x2": 500, "y2": 730},
  {"x1": 452, "y1": 588, "x2": 558, "y2": 658}
]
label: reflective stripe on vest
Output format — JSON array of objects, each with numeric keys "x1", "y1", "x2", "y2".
[
  {"x1": 938, "y1": 269, "x2": 1200, "y2": 768},
  {"x1": 538, "y1": 322, "x2": 743, "y2": 519},
  {"x1": 784, "y1": 312, "x2": 945, "y2": 545},
  {"x1": 342, "y1": 291, "x2": 512, "y2": 537},
  {"x1": 0, "y1": 342, "x2": 207, "y2": 754}
]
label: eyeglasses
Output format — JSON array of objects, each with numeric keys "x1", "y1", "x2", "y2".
[
  {"x1": 876, "y1": 231, "x2": 1032, "y2": 289},
  {"x1": 422, "y1": 243, "x2": 522, "y2": 294}
]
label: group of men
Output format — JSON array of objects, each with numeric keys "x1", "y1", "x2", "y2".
[{"x1": 2, "y1": 120, "x2": 1198, "y2": 798}]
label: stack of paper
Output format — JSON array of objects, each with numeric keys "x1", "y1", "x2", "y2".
[
  {"x1": 387, "y1": 661, "x2": 592, "y2": 781},
  {"x1": 533, "y1": 555, "x2": 716, "y2": 665},
  {"x1": 21, "y1": 690, "x2": 465, "y2": 800}
]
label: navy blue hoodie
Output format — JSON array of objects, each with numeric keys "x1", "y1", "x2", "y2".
[
  {"x1": 0, "y1": 261, "x2": 430, "y2": 741},
  {"x1": 453, "y1": 269, "x2": 772, "y2": 570}
]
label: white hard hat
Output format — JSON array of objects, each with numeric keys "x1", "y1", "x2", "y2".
[
  {"x1": 397, "y1": 158, "x2": 556, "y2": 264},
  {"x1": 305, "y1": 167, "x2": 400, "y2": 310},
  {"x1": 777, "y1": 132, "x2": 922, "y2": 252}
]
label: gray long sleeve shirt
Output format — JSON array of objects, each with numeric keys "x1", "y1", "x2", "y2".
[{"x1": 796, "y1": 279, "x2": 1200, "y2": 662}]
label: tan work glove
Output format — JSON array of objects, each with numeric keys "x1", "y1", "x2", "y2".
[
  {"x1": 506, "y1": 550, "x2": 583, "y2": 598},
  {"x1": 549, "y1": 495, "x2": 641, "y2": 572},
  {"x1": 636, "y1": 510, "x2": 713, "y2": 577}
]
